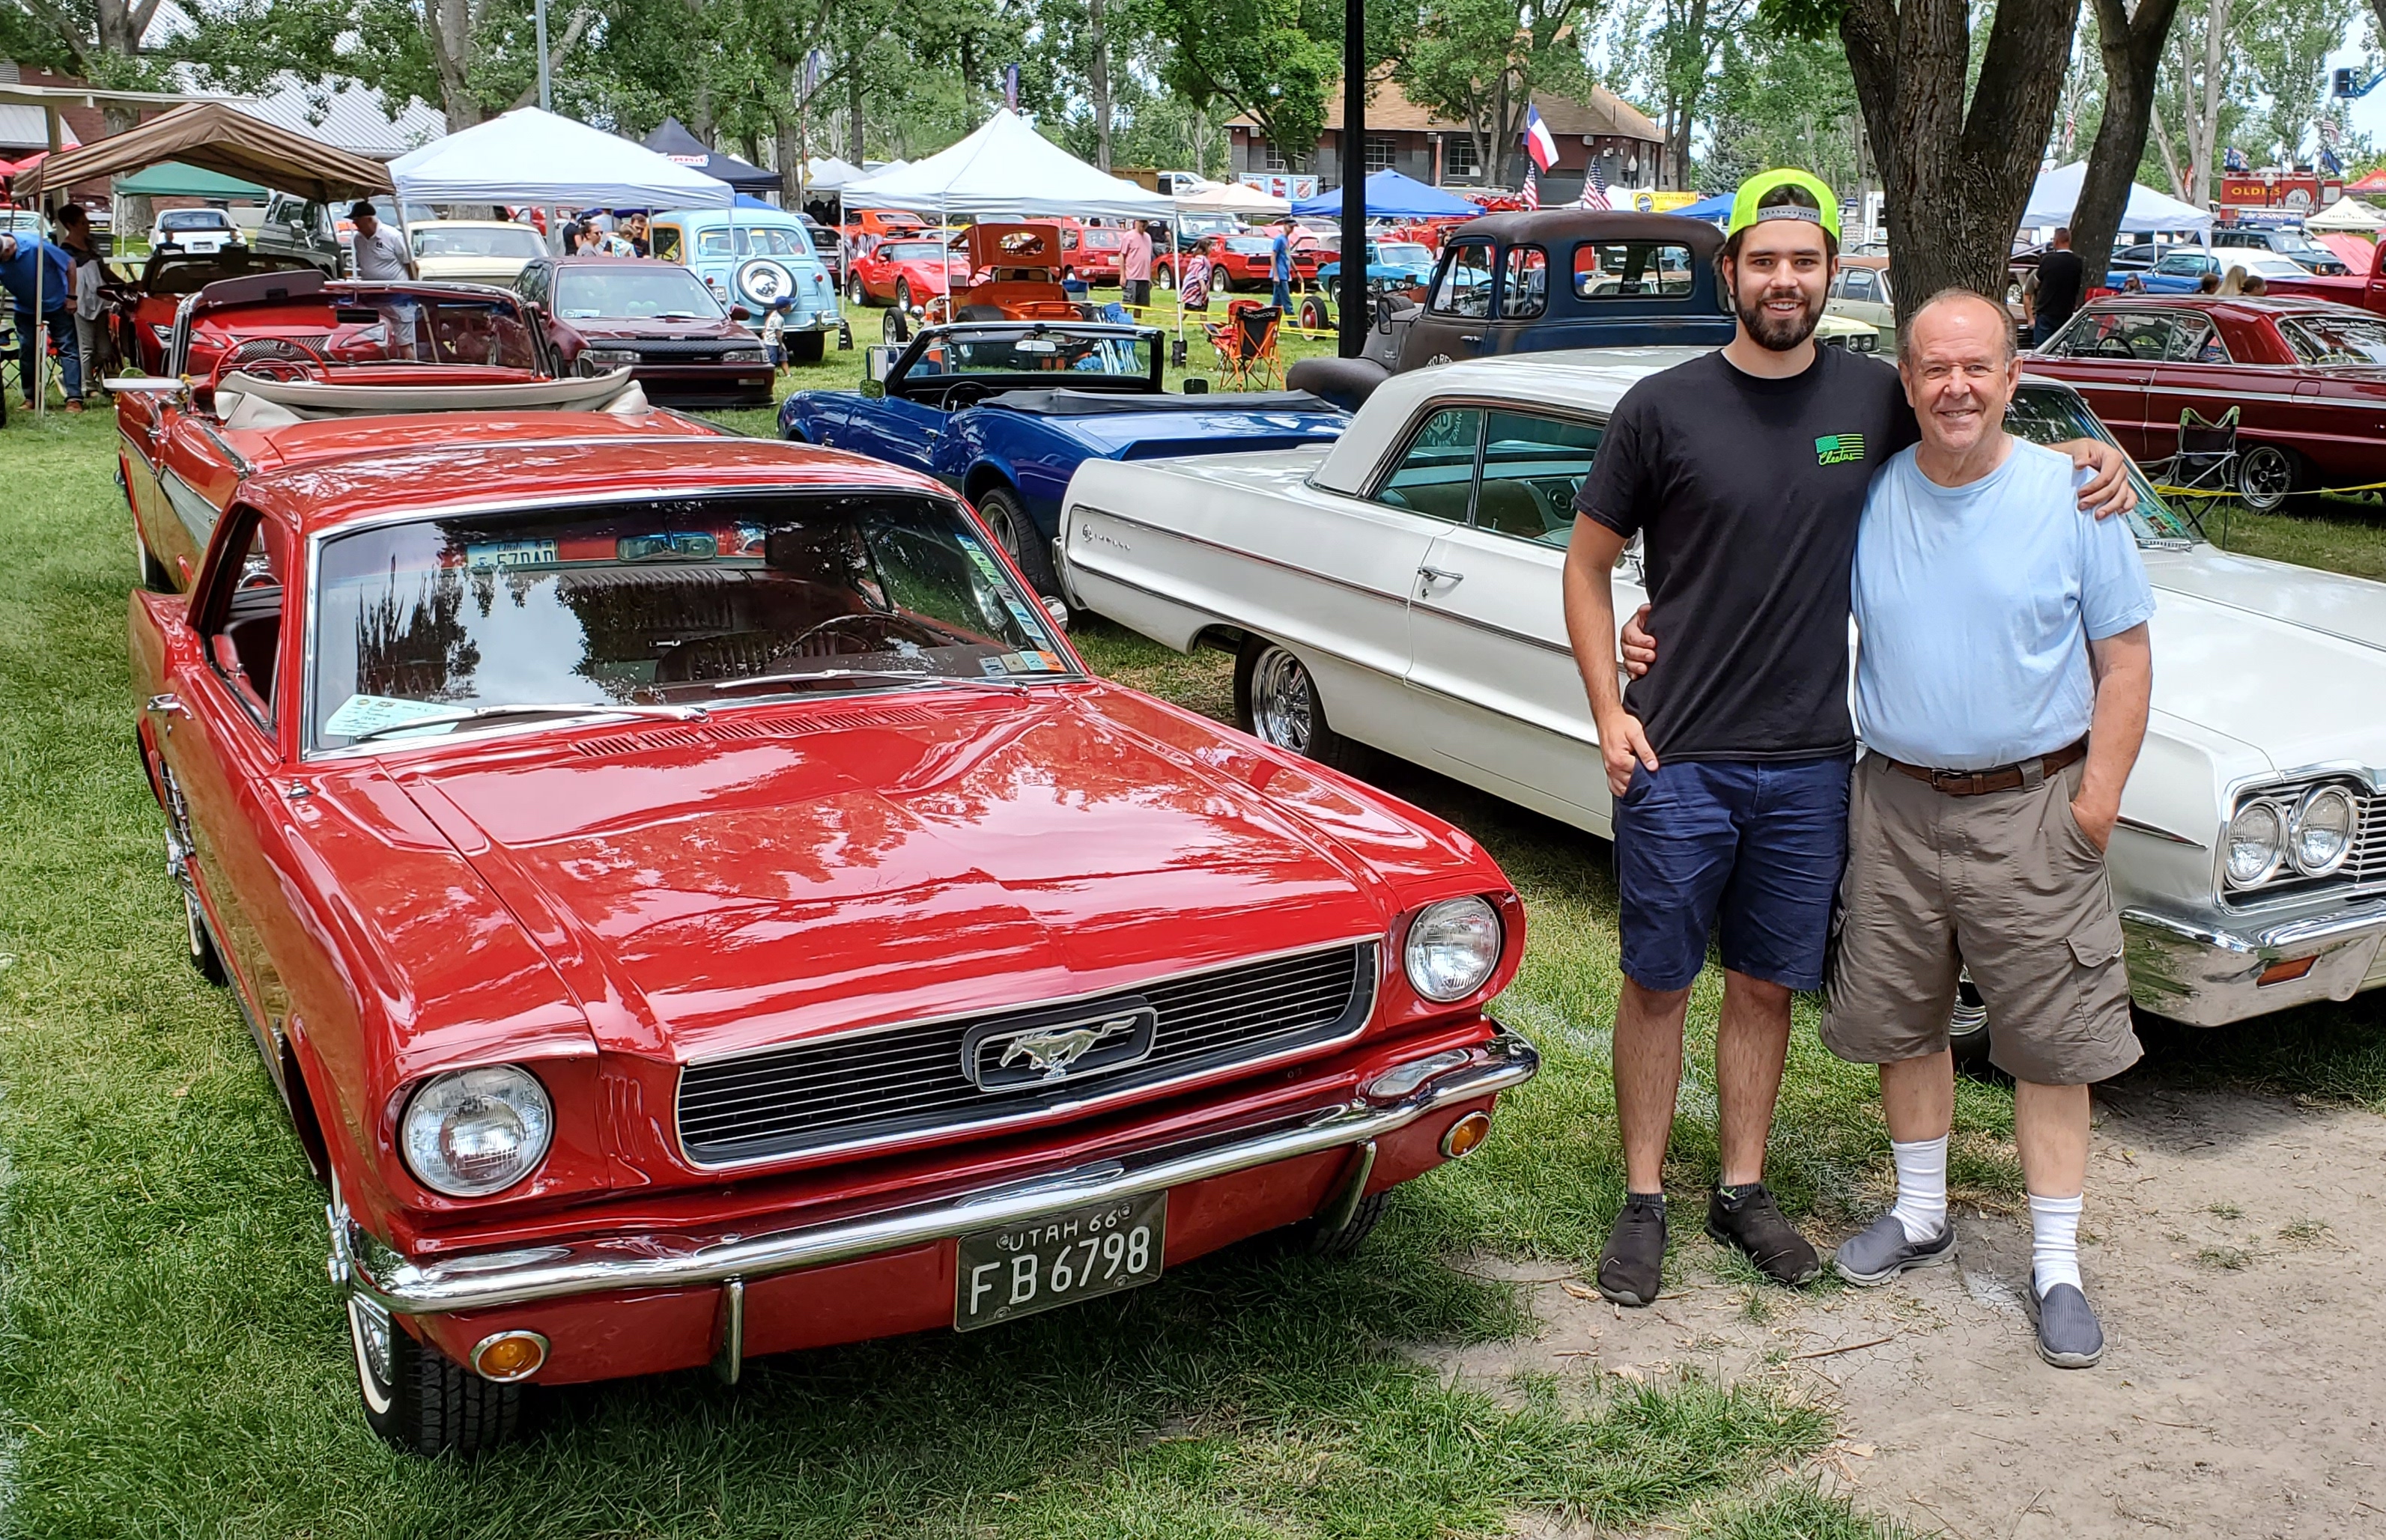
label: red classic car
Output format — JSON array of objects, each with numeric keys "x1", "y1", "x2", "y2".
[
  {"x1": 116, "y1": 267, "x2": 577, "y2": 590},
  {"x1": 843, "y1": 209, "x2": 929, "y2": 243},
  {"x1": 1060, "y1": 221, "x2": 1126, "y2": 284},
  {"x1": 1203, "y1": 232, "x2": 1324, "y2": 292},
  {"x1": 844, "y1": 231, "x2": 966, "y2": 313},
  {"x1": 115, "y1": 248, "x2": 325, "y2": 374},
  {"x1": 130, "y1": 419, "x2": 1537, "y2": 1455},
  {"x1": 514, "y1": 255, "x2": 776, "y2": 407},
  {"x1": 2030, "y1": 295, "x2": 2386, "y2": 510}
]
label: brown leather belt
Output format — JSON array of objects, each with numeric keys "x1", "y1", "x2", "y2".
[{"x1": 1885, "y1": 741, "x2": 2087, "y2": 797}]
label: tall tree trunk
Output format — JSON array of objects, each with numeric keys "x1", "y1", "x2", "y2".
[
  {"x1": 1090, "y1": 0, "x2": 1114, "y2": 169},
  {"x1": 425, "y1": 0, "x2": 482, "y2": 130},
  {"x1": 2189, "y1": 0, "x2": 2229, "y2": 205},
  {"x1": 849, "y1": 67, "x2": 865, "y2": 162},
  {"x1": 1841, "y1": 0, "x2": 2083, "y2": 323},
  {"x1": 2073, "y1": 0, "x2": 2182, "y2": 286},
  {"x1": 2148, "y1": 95, "x2": 2188, "y2": 198},
  {"x1": 778, "y1": 96, "x2": 805, "y2": 205}
]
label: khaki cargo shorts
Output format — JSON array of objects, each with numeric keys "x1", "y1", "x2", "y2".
[{"x1": 1822, "y1": 752, "x2": 2141, "y2": 1086}]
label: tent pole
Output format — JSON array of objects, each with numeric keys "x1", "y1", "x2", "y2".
[
  {"x1": 33, "y1": 106, "x2": 61, "y2": 417},
  {"x1": 1337, "y1": 0, "x2": 1364, "y2": 359}
]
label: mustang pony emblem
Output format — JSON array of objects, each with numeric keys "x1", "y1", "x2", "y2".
[{"x1": 998, "y1": 1015, "x2": 1141, "y2": 1081}]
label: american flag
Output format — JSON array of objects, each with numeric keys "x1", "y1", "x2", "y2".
[
  {"x1": 1520, "y1": 165, "x2": 1539, "y2": 210},
  {"x1": 1576, "y1": 158, "x2": 1609, "y2": 210}
]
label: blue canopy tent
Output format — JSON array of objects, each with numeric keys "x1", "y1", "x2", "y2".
[
  {"x1": 1673, "y1": 192, "x2": 1731, "y2": 223},
  {"x1": 1290, "y1": 168, "x2": 1482, "y2": 220}
]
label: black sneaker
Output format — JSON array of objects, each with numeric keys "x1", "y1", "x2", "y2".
[
  {"x1": 1596, "y1": 1193, "x2": 1669, "y2": 1306},
  {"x1": 1706, "y1": 1183, "x2": 1824, "y2": 1287}
]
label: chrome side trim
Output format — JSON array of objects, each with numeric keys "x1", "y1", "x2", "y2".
[
  {"x1": 2115, "y1": 813, "x2": 2207, "y2": 849},
  {"x1": 160, "y1": 468, "x2": 222, "y2": 548},
  {"x1": 672, "y1": 936, "x2": 1383, "y2": 1171},
  {"x1": 337, "y1": 1026, "x2": 1539, "y2": 1315},
  {"x1": 1068, "y1": 503, "x2": 1413, "y2": 609},
  {"x1": 1409, "y1": 598, "x2": 1576, "y2": 659}
]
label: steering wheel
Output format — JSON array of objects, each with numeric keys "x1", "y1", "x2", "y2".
[
  {"x1": 210, "y1": 335, "x2": 329, "y2": 395},
  {"x1": 2091, "y1": 335, "x2": 2137, "y2": 360},
  {"x1": 774, "y1": 611, "x2": 950, "y2": 659},
  {"x1": 938, "y1": 380, "x2": 995, "y2": 409}
]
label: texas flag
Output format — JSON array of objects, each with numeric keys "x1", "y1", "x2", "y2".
[{"x1": 1523, "y1": 104, "x2": 1559, "y2": 173}]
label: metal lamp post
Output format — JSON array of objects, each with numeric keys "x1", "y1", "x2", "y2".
[{"x1": 1338, "y1": 0, "x2": 1365, "y2": 358}]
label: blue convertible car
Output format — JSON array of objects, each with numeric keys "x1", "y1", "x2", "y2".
[{"x1": 779, "y1": 321, "x2": 1347, "y2": 591}]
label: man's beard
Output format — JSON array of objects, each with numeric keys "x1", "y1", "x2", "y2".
[{"x1": 1735, "y1": 284, "x2": 1824, "y2": 350}]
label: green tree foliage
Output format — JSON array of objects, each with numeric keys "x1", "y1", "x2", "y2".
[
  {"x1": 1701, "y1": 26, "x2": 1863, "y2": 192},
  {"x1": 1390, "y1": 0, "x2": 1596, "y2": 188},
  {"x1": 1139, "y1": 0, "x2": 1344, "y2": 162}
]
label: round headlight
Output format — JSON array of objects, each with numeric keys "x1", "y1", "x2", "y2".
[
  {"x1": 2225, "y1": 801, "x2": 2285, "y2": 889},
  {"x1": 1403, "y1": 897, "x2": 1502, "y2": 1003},
  {"x1": 401, "y1": 1066, "x2": 553, "y2": 1198},
  {"x1": 2290, "y1": 786, "x2": 2358, "y2": 876}
]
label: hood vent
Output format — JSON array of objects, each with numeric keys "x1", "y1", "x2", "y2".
[{"x1": 572, "y1": 704, "x2": 944, "y2": 757}]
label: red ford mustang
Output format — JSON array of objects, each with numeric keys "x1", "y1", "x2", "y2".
[
  {"x1": 130, "y1": 420, "x2": 1537, "y2": 1455},
  {"x1": 845, "y1": 232, "x2": 964, "y2": 311},
  {"x1": 2030, "y1": 294, "x2": 2386, "y2": 510}
]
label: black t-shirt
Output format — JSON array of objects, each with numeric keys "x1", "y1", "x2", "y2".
[
  {"x1": 2036, "y1": 249, "x2": 2085, "y2": 327},
  {"x1": 1572, "y1": 347, "x2": 1919, "y2": 761}
]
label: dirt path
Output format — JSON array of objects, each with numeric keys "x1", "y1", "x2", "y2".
[{"x1": 1442, "y1": 1086, "x2": 2386, "y2": 1538}]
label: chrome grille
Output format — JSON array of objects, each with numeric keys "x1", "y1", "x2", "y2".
[
  {"x1": 2352, "y1": 796, "x2": 2386, "y2": 889},
  {"x1": 676, "y1": 941, "x2": 1376, "y2": 1166},
  {"x1": 627, "y1": 338, "x2": 744, "y2": 360},
  {"x1": 2226, "y1": 779, "x2": 2385, "y2": 906}
]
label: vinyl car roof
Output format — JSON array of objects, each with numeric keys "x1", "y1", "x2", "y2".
[{"x1": 228, "y1": 420, "x2": 953, "y2": 540}]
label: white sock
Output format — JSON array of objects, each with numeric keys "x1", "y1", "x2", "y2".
[
  {"x1": 2030, "y1": 1191, "x2": 2084, "y2": 1296},
  {"x1": 1889, "y1": 1135, "x2": 1949, "y2": 1243}
]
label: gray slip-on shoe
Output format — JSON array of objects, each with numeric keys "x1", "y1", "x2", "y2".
[
  {"x1": 2033, "y1": 1282, "x2": 2106, "y2": 1368},
  {"x1": 1833, "y1": 1211, "x2": 1957, "y2": 1286}
]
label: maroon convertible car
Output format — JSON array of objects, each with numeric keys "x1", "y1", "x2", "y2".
[{"x1": 2029, "y1": 295, "x2": 2386, "y2": 511}]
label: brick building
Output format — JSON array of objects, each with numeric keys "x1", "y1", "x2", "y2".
[{"x1": 1227, "y1": 75, "x2": 1663, "y2": 204}]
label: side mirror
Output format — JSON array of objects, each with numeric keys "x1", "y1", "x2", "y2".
[
  {"x1": 729, "y1": 304, "x2": 753, "y2": 322},
  {"x1": 1180, "y1": 377, "x2": 1209, "y2": 395},
  {"x1": 863, "y1": 344, "x2": 901, "y2": 384}
]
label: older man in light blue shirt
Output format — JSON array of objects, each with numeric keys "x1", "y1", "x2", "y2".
[{"x1": 1822, "y1": 288, "x2": 2154, "y2": 1373}]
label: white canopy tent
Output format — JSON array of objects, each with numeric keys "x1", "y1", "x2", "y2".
[
  {"x1": 2307, "y1": 195, "x2": 2386, "y2": 233},
  {"x1": 841, "y1": 109, "x2": 1174, "y2": 221},
  {"x1": 1177, "y1": 180, "x2": 1288, "y2": 215},
  {"x1": 389, "y1": 107, "x2": 733, "y2": 211},
  {"x1": 2020, "y1": 162, "x2": 2213, "y2": 235},
  {"x1": 803, "y1": 155, "x2": 868, "y2": 191}
]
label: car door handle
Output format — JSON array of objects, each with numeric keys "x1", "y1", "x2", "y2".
[
  {"x1": 1458, "y1": 335, "x2": 1482, "y2": 344},
  {"x1": 146, "y1": 693, "x2": 186, "y2": 717},
  {"x1": 1418, "y1": 566, "x2": 1463, "y2": 588}
]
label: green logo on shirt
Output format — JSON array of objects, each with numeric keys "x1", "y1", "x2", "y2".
[{"x1": 1815, "y1": 433, "x2": 1867, "y2": 466}]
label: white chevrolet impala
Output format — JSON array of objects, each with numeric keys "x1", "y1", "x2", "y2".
[{"x1": 1057, "y1": 348, "x2": 2386, "y2": 1034}]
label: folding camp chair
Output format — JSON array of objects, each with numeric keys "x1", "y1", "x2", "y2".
[
  {"x1": 2164, "y1": 404, "x2": 2239, "y2": 545},
  {"x1": 1207, "y1": 301, "x2": 1283, "y2": 391}
]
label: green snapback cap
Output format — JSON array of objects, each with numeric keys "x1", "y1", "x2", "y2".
[{"x1": 1727, "y1": 169, "x2": 1840, "y2": 243}]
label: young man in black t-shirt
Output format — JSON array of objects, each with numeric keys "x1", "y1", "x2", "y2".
[{"x1": 1559, "y1": 171, "x2": 2135, "y2": 1308}]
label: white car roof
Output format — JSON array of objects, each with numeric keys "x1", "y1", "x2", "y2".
[{"x1": 1309, "y1": 347, "x2": 1712, "y2": 494}]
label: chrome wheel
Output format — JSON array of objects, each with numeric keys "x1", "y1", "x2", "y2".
[
  {"x1": 1950, "y1": 970, "x2": 1991, "y2": 1071},
  {"x1": 1248, "y1": 645, "x2": 1316, "y2": 754},
  {"x1": 2239, "y1": 445, "x2": 2295, "y2": 512}
]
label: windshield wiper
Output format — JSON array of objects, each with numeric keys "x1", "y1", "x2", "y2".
[
  {"x1": 705, "y1": 668, "x2": 1045, "y2": 697},
  {"x1": 347, "y1": 701, "x2": 708, "y2": 743}
]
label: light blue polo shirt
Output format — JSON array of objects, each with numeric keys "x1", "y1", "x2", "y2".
[{"x1": 1852, "y1": 439, "x2": 2155, "y2": 771}]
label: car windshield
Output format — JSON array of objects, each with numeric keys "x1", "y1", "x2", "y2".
[
  {"x1": 696, "y1": 225, "x2": 816, "y2": 259},
  {"x1": 1083, "y1": 231, "x2": 1124, "y2": 249},
  {"x1": 907, "y1": 329, "x2": 1153, "y2": 378},
  {"x1": 2280, "y1": 311, "x2": 2386, "y2": 365},
  {"x1": 554, "y1": 265, "x2": 723, "y2": 320},
  {"x1": 883, "y1": 241, "x2": 953, "y2": 263},
  {"x1": 162, "y1": 210, "x2": 234, "y2": 231},
  {"x1": 1179, "y1": 215, "x2": 1239, "y2": 238},
  {"x1": 2007, "y1": 384, "x2": 2197, "y2": 546},
  {"x1": 308, "y1": 491, "x2": 1075, "y2": 749},
  {"x1": 2268, "y1": 231, "x2": 2321, "y2": 255},
  {"x1": 413, "y1": 226, "x2": 543, "y2": 259},
  {"x1": 1376, "y1": 243, "x2": 1432, "y2": 265},
  {"x1": 1223, "y1": 236, "x2": 1273, "y2": 254}
]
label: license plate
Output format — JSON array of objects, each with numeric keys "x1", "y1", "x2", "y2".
[{"x1": 954, "y1": 1192, "x2": 1165, "y2": 1332}]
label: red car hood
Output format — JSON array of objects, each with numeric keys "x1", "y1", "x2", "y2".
[{"x1": 392, "y1": 690, "x2": 1403, "y2": 1066}]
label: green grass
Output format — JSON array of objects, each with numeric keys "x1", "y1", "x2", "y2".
[{"x1": 5, "y1": 354, "x2": 2385, "y2": 1534}]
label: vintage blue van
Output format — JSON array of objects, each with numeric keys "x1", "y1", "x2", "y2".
[{"x1": 651, "y1": 206, "x2": 843, "y2": 362}]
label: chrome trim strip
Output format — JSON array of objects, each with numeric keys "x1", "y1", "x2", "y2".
[
  {"x1": 2116, "y1": 813, "x2": 2207, "y2": 849},
  {"x1": 1410, "y1": 598, "x2": 1575, "y2": 658},
  {"x1": 673, "y1": 936, "x2": 1383, "y2": 1171},
  {"x1": 1069, "y1": 504, "x2": 1412, "y2": 608},
  {"x1": 160, "y1": 468, "x2": 222, "y2": 548},
  {"x1": 338, "y1": 1026, "x2": 1537, "y2": 1315},
  {"x1": 193, "y1": 420, "x2": 252, "y2": 477}
]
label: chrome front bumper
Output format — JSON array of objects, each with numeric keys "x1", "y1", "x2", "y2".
[
  {"x1": 332, "y1": 1026, "x2": 1538, "y2": 1316},
  {"x1": 2122, "y1": 903, "x2": 2386, "y2": 1027}
]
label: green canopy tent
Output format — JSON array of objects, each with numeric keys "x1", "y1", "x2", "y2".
[{"x1": 113, "y1": 162, "x2": 268, "y2": 200}]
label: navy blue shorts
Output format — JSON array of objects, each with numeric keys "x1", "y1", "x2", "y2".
[{"x1": 1612, "y1": 754, "x2": 1854, "y2": 993}]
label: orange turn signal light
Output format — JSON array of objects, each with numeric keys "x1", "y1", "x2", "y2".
[
  {"x1": 470, "y1": 1330, "x2": 550, "y2": 1383},
  {"x1": 2257, "y1": 955, "x2": 2319, "y2": 988},
  {"x1": 1440, "y1": 1110, "x2": 1493, "y2": 1160}
]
